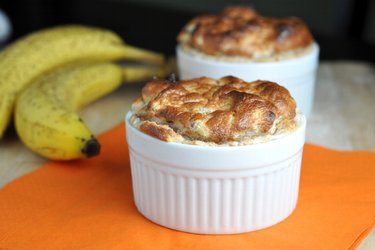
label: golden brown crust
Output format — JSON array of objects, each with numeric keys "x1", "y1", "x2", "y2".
[
  {"x1": 177, "y1": 6, "x2": 313, "y2": 59},
  {"x1": 131, "y1": 76, "x2": 297, "y2": 144},
  {"x1": 222, "y1": 6, "x2": 259, "y2": 20}
]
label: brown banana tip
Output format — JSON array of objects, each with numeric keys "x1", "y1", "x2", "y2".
[{"x1": 82, "y1": 138, "x2": 101, "y2": 157}]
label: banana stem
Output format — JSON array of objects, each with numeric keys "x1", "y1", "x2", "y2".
[
  {"x1": 121, "y1": 45, "x2": 165, "y2": 66},
  {"x1": 122, "y1": 65, "x2": 167, "y2": 83}
]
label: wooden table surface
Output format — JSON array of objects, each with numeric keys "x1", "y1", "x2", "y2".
[{"x1": 0, "y1": 61, "x2": 374, "y2": 249}]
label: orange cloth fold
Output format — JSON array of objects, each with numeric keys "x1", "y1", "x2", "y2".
[{"x1": 0, "y1": 123, "x2": 374, "y2": 249}]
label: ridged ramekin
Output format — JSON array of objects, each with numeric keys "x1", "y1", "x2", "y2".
[
  {"x1": 125, "y1": 111, "x2": 306, "y2": 234},
  {"x1": 176, "y1": 44, "x2": 319, "y2": 117}
]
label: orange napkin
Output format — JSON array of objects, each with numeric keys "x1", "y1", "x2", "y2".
[{"x1": 0, "y1": 123, "x2": 374, "y2": 250}]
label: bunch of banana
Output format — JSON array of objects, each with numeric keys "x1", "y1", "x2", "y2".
[
  {"x1": 0, "y1": 25, "x2": 164, "y2": 139},
  {"x1": 15, "y1": 62, "x2": 166, "y2": 160}
]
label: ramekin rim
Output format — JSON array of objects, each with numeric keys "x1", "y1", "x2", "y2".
[
  {"x1": 176, "y1": 42, "x2": 319, "y2": 67},
  {"x1": 125, "y1": 111, "x2": 306, "y2": 151}
]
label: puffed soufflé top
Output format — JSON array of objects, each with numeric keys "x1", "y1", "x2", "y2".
[
  {"x1": 130, "y1": 75, "x2": 298, "y2": 145},
  {"x1": 177, "y1": 6, "x2": 314, "y2": 60}
]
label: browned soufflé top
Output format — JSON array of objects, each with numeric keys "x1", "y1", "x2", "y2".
[
  {"x1": 130, "y1": 75, "x2": 298, "y2": 145},
  {"x1": 177, "y1": 6, "x2": 314, "y2": 60}
]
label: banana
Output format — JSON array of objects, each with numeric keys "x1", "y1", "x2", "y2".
[
  {"x1": 15, "y1": 62, "x2": 168, "y2": 160},
  {"x1": 0, "y1": 25, "x2": 164, "y2": 138},
  {"x1": 122, "y1": 65, "x2": 166, "y2": 82},
  {"x1": 14, "y1": 63, "x2": 123, "y2": 160}
]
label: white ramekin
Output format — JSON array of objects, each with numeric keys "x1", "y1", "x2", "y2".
[
  {"x1": 176, "y1": 44, "x2": 319, "y2": 117},
  {"x1": 125, "y1": 112, "x2": 306, "y2": 234}
]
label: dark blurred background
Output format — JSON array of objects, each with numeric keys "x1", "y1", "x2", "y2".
[{"x1": 1, "y1": 0, "x2": 374, "y2": 62}]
